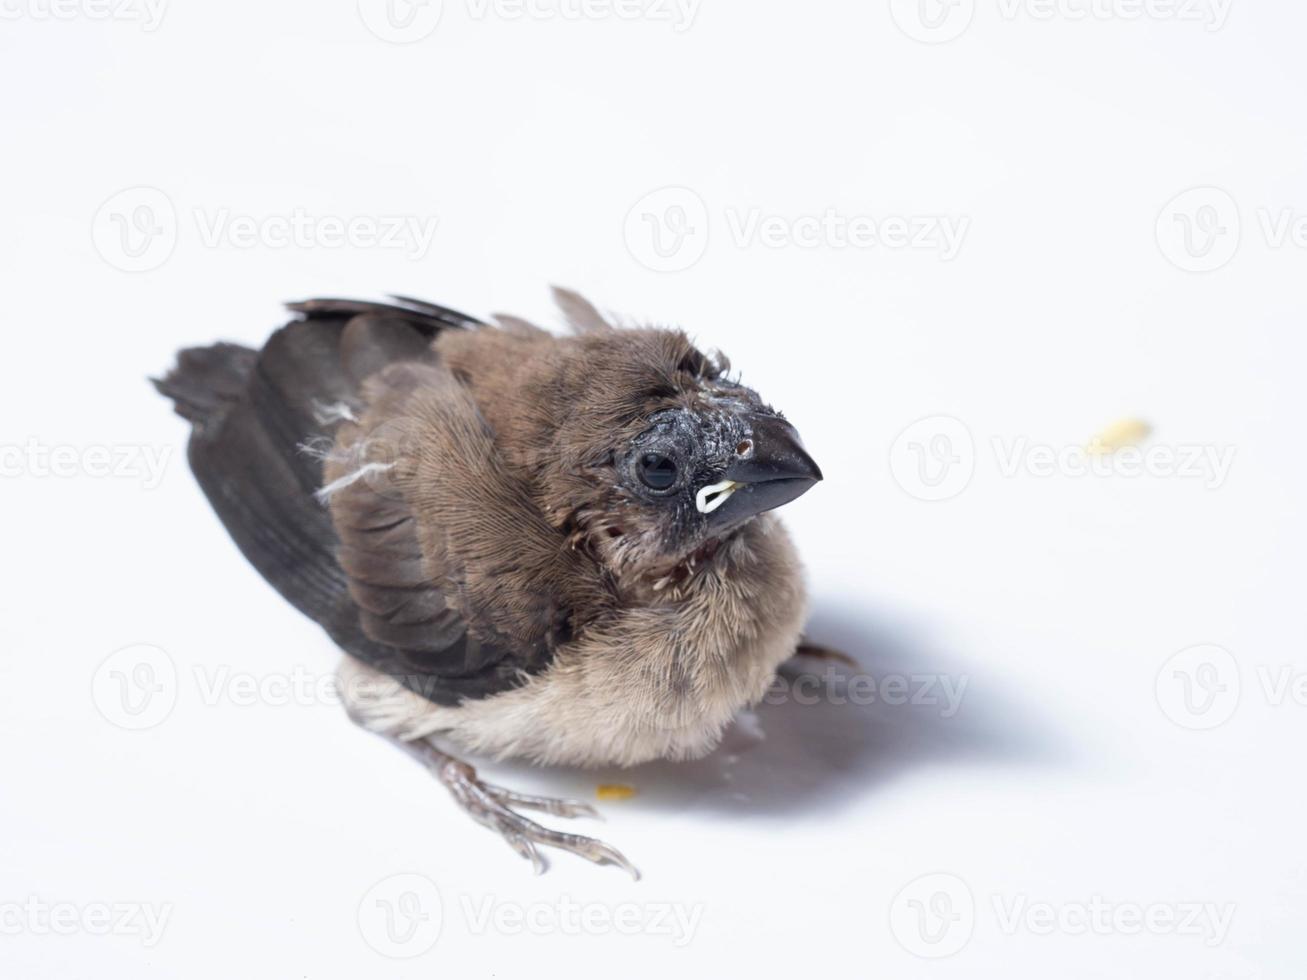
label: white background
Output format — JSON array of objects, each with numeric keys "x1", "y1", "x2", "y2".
[{"x1": 2, "y1": 0, "x2": 1305, "y2": 976}]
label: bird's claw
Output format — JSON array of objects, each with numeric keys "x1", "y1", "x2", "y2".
[
  {"x1": 483, "y1": 784, "x2": 602, "y2": 820},
  {"x1": 411, "y1": 740, "x2": 638, "y2": 878}
]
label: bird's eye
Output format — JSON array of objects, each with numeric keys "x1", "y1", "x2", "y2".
[{"x1": 637, "y1": 452, "x2": 678, "y2": 491}]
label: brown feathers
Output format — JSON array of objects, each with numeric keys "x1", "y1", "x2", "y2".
[
  {"x1": 432, "y1": 314, "x2": 747, "y2": 582},
  {"x1": 157, "y1": 288, "x2": 816, "y2": 764}
]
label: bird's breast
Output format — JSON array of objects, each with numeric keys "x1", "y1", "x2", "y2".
[{"x1": 435, "y1": 516, "x2": 808, "y2": 767}]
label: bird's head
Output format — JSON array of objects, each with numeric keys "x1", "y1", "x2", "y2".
[
  {"x1": 437, "y1": 291, "x2": 822, "y2": 587},
  {"x1": 610, "y1": 389, "x2": 820, "y2": 554},
  {"x1": 542, "y1": 325, "x2": 821, "y2": 583}
]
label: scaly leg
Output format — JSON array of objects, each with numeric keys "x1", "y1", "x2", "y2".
[{"x1": 383, "y1": 734, "x2": 640, "y2": 879}]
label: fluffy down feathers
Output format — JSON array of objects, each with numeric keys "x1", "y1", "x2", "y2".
[{"x1": 157, "y1": 291, "x2": 812, "y2": 765}]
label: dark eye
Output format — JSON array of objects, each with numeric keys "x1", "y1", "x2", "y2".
[{"x1": 637, "y1": 452, "x2": 678, "y2": 491}]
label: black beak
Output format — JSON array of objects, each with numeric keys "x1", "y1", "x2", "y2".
[{"x1": 703, "y1": 415, "x2": 822, "y2": 534}]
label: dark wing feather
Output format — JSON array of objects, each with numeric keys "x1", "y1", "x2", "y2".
[{"x1": 154, "y1": 298, "x2": 547, "y2": 705}]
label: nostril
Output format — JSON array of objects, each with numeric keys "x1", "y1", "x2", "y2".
[{"x1": 735, "y1": 439, "x2": 753, "y2": 457}]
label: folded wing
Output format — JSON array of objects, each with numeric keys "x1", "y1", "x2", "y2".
[{"x1": 155, "y1": 297, "x2": 577, "y2": 705}]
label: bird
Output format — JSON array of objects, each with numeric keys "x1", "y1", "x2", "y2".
[{"x1": 154, "y1": 288, "x2": 823, "y2": 877}]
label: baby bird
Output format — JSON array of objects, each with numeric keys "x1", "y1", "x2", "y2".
[{"x1": 154, "y1": 288, "x2": 821, "y2": 877}]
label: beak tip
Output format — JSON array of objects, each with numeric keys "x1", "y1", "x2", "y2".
[
  {"x1": 791, "y1": 440, "x2": 821, "y2": 486},
  {"x1": 709, "y1": 417, "x2": 822, "y2": 529},
  {"x1": 724, "y1": 419, "x2": 822, "y2": 488}
]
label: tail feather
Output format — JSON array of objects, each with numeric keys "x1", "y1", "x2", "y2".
[
  {"x1": 151, "y1": 342, "x2": 257, "y2": 428},
  {"x1": 151, "y1": 295, "x2": 513, "y2": 706}
]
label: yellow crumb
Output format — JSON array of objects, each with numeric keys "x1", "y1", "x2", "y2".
[
  {"x1": 596, "y1": 783, "x2": 637, "y2": 801},
  {"x1": 1088, "y1": 418, "x2": 1152, "y2": 455}
]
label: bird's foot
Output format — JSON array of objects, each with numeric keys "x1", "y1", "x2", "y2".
[{"x1": 390, "y1": 736, "x2": 640, "y2": 879}]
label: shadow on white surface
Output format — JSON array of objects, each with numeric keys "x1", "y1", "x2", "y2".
[{"x1": 490, "y1": 597, "x2": 1066, "y2": 818}]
